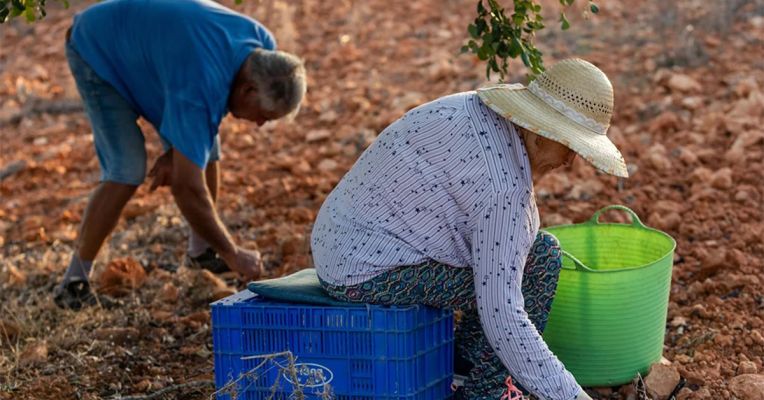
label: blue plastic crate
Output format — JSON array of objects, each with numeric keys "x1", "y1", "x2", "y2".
[{"x1": 211, "y1": 290, "x2": 455, "y2": 400}]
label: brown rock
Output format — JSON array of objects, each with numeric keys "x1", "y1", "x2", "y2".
[
  {"x1": 199, "y1": 269, "x2": 228, "y2": 290},
  {"x1": 289, "y1": 159, "x2": 312, "y2": 175},
  {"x1": 19, "y1": 341, "x2": 48, "y2": 368},
  {"x1": 134, "y1": 379, "x2": 152, "y2": 392},
  {"x1": 646, "y1": 151, "x2": 672, "y2": 170},
  {"x1": 680, "y1": 96, "x2": 704, "y2": 110},
  {"x1": 618, "y1": 383, "x2": 638, "y2": 400},
  {"x1": 710, "y1": 167, "x2": 733, "y2": 190},
  {"x1": 317, "y1": 159, "x2": 338, "y2": 172},
  {"x1": 182, "y1": 310, "x2": 210, "y2": 325},
  {"x1": 751, "y1": 330, "x2": 764, "y2": 346},
  {"x1": 675, "y1": 386, "x2": 692, "y2": 399},
  {"x1": 305, "y1": 129, "x2": 332, "y2": 142},
  {"x1": 568, "y1": 179, "x2": 604, "y2": 200},
  {"x1": 158, "y1": 282, "x2": 179, "y2": 303},
  {"x1": 729, "y1": 374, "x2": 764, "y2": 400},
  {"x1": 648, "y1": 211, "x2": 681, "y2": 232},
  {"x1": 692, "y1": 388, "x2": 712, "y2": 399},
  {"x1": 286, "y1": 207, "x2": 314, "y2": 224},
  {"x1": 738, "y1": 361, "x2": 758, "y2": 375},
  {"x1": 667, "y1": 73, "x2": 702, "y2": 93},
  {"x1": 97, "y1": 258, "x2": 147, "y2": 297},
  {"x1": 1, "y1": 264, "x2": 27, "y2": 288},
  {"x1": 649, "y1": 111, "x2": 680, "y2": 134},
  {"x1": 645, "y1": 363, "x2": 681, "y2": 400}
]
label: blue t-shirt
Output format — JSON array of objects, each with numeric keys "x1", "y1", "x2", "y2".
[{"x1": 70, "y1": 0, "x2": 276, "y2": 167}]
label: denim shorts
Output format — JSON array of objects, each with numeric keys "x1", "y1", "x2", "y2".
[{"x1": 65, "y1": 41, "x2": 220, "y2": 185}]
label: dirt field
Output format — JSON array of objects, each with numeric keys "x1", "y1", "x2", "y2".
[{"x1": 1, "y1": 0, "x2": 763, "y2": 399}]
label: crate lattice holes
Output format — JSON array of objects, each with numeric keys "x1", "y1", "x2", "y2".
[{"x1": 212, "y1": 290, "x2": 455, "y2": 399}]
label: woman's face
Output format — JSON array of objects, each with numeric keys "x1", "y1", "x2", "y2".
[{"x1": 517, "y1": 125, "x2": 577, "y2": 179}]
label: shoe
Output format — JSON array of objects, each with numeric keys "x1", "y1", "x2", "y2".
[
  {"x1": 53, "y1": 279, "x2": 118, "y2": 310},
  {"x1": 187, "y1": 248, "x2": 230, "y2": 274}
]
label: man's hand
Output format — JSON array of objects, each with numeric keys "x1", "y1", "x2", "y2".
[
  {"x1": 148, "y1": 149, "x2": 174, "y2": 191},
  {"x1": 222, "y1": 247, "x2": 263, "y2": 281}
]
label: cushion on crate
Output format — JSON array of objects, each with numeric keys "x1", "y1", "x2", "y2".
[{"x1": 246, "y1": 268, "x2": 350, "y2": 306}]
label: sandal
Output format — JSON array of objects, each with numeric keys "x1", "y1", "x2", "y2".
[{"x1": 53, "y1": 279, "x2": 118, "y2": 310}]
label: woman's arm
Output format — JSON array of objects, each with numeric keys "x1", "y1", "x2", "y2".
[{"x1": 472, "y1": 189, "x2": 582, "y2": 400}]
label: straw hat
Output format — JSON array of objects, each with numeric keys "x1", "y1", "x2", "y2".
[{"x1": 477, "y1": 58, "x2": 628, "y2": 177}]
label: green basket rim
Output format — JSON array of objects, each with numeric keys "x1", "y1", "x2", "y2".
[{"x1": 543, "y1": 207, "x2": 677, "y2": 274}]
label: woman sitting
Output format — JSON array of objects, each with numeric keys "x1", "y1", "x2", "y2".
[{"x1": 311, "y1": 59, "x2": 627, "y2": 400}]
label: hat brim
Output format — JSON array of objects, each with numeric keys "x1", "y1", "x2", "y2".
[{"x1": 477, "y1": 85, "x2": 628, "y2": 178}]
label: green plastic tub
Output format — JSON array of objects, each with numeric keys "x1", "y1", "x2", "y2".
[{"x1": 542, "y1": 205, "x2": 676, "y2": 387}]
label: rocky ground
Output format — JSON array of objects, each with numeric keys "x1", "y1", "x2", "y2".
[{"x1": 1, "y1": 0, "x2": 763, "y2": 399}]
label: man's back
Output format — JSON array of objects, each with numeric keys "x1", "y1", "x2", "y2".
[{"x1": 70, "y1": 0, "x2": 276, "y2": 167}]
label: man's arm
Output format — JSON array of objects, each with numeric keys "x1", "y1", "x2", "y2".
[{"x1": 170, "y1": 150, "x2": 260, "y2": 279}]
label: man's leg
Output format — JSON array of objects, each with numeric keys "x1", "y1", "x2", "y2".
[
  {"x1": 77, "y1": 183, "x2": 139, "y2": 260},
  {"x1": 58, "y1": 39, "x2": 146, "y2": 309},
  {"x1": 61, "y1": 182, "x2": 138, "y2": 284}
]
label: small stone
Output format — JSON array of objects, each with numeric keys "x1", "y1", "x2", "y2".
[
  {"x1": 649, "y1": 111, "x2": 680, "y2": 133},
  {"x1": 289, "y1": 159, "x2": 311, "y2": 175},
  {"x1": 674, "y1": 386, "x2": 692, "y2": 399},
  {"x1": 19, "y1": 341, "x2": 48, "y2": 368},
  {"x1": 713, "y1": 334, "x2": 733, "y2": 347},
  {"x1": 710, "y1": 167, "x2": 733, "y2": 190},
  {"x1": 680, "y1": 96, "x2": 703, "y2": 110},
  {"x1": 135, "y1": 379, "x2": 152, "y2": 392},
  {"x1": 158, "y1": 282, "x2": 179, "y2": 303},
  {"x1": 738, "y1": 361, "x2": 758, "y2": 374},
  {"x1": 1, "y1": 264, "x2": 27, "y2": 288},
  {"x1": 644, "y1": 363, "x2": 681, "y2": 400},
  {"x1": 97, "y1": 258, "x2": 147, "y2": 297},
  {"x1": 618, "y1": 383, "x2": 637, "y2": 399},
  {"x1": 305, "y1": 129, "x2": 332, "y2": 142},
  {"x1": 751, "y1": 330, "x2": 764, "y2": 345},
  {"x1": 729, "y1": 374, "x2": 764, "y2": 400},
  {"x1": 667, "y1": 73, "x2": 702, "y2": 93},
  {"x1": 317, "y1": 159, "x2": 338, "y2": 172}
]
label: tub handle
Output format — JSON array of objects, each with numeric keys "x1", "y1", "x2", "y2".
[
  {"x1": 561, "y1": 250, "x2": 595, "y2": 272},
  {"x1": 588, "y1": 205, "x2": 645, "y2": 228}
]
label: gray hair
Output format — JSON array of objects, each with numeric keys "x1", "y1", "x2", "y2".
[{"x1": 246, "y1": 48, "x2": 306, "y2": 119}]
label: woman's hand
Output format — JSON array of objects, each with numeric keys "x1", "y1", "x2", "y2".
[{"x1": 148, "y1": 149, "x2": 174, "y2": 191}]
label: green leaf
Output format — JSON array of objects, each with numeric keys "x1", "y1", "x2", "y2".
[
  {"x1": 460, "y1": 45, "x2": 470, "y2": 54},
  {"x1": 590, "y1": 3, "x2": 599, "y2": 13},
  {"x1": 477, "y1": 46, "x2": 489, "y2": 60},
  {"x1": 559, "y1": 12, "x2": 570, "y2": 30},
  {"x1": 468, "y1": 23, "x2": 478, "y2": 38},
  {"x1": 520, "y1": 51, "x2": 530, "y2": 67}
]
